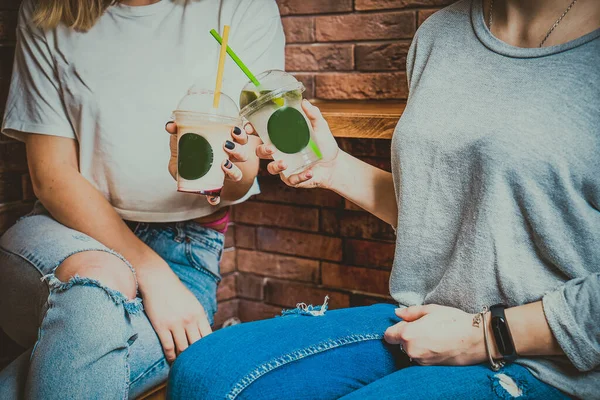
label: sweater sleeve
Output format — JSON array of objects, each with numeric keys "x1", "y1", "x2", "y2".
[{"x1": 542, "y1": 272, "x2": 600, "y2": 372}]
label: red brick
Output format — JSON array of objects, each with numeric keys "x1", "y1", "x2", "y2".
[
  {"x1": 220, "y1": 248, "x2": 236, "y2": 275},
  {"x1": 316, "y1": 12, "x2": 416, "y2": 42},
  {"x1": 264, "y1": 279, "x2": 350, "y2": 309},
  {"x1": 358, "y1": 156, "x2": 392, "y2": 172},
  {"x1": 217, "y1": 273, "x2": 236, "y2": 301},
  {"x1": 316, "y1": 73, "x2": 408, "y2": 100},
  {"x1": 213, "y1": 299, "x2": 239, "y2": 328},
  {"x1": 355, "y1": 42, "x2": 411, "y2": 71},
  {"x1": 234, "y1": 224, "x2": 256, "y2": 249},
  {"x1": 277, "y1": 0, "x2": 353, "y2": 15},
  {"x1": 344, "y1": 200, "x2": 364, "y2": 211},
  {"x1": 237, "y1": 249, "x2": 319, "y2": 282},
  {"x1": 418, "y1": 9, "x2": 439, "y2": 26},
  {"x1": 322, "y1": 210, "x2": 396, "y2": 241},
  {"x1": 0, "y1": 172, "x2": 21, "y2": 203},
  {"x1": 293, "y1": 73, "x2": 315, "y2": 99},
  {"x1": 350, "y1": 293, "x2": 396, "y2": 307},
  {"x1": 355, "y1": 0, "x2": 454, "y2": 10},
  {"x1": 257, "y1": 227, "x2": 342, "y2": 261},
  {"x1": 224, "y1": 225, "x2": 235, "y2": 248},
  {"x1": 238, "y1": 299, "x2": 283, "y2": 322},
  {"x1": 322, "y1": 262, "x2": 391, "y2": 295},
  {"x1": 344, "y1": 239, "x2": 396, "y2": 269},
  {"x1": 0, "y1": 11, "x2": 17, "y2": 43},
  {"x1": 234, "y1": 201, "x2": 319, "y2": 232},
  {"x1": 281, "y1": 17, "x2": 315, "y2": 43},
  {"x1": 255, "y1": 177, "x2": 343, "y2": 208},
  {"x1": 237, "y1": 273, "x2": 265, "y2": 300},
  {"x1": 337, "y1": 138, "x2": 392, "y2": 158},
  {"x1": 286, "y1": 44, "x2": 354, "y2": 72}
]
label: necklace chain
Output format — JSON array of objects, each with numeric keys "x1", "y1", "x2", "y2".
[{"x1": 488, "y1": 0, "x2": 579, "y2": 47}]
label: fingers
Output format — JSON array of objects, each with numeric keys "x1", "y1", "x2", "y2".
[
  {"x1": 301, "y1": 99, "x2": 327, "y2": 130},
  {"x1": 244, "y1": 122, "x2": 257, "y2": 136},
  {"x1": 198, "y1": 315, "x2": 213, "y2": 337},
  {"x1": 384, "y1": 321, "x2": 408, "y2": 345},
  {"x1": 165, "y1": 121, "x2": 177, "y2": 135},
  {"x1": 168, "y1": 133, "x2": 177, "y2": 179},
  {"x1": 156, "y1": 329, "x2": 177, "y2": 363},
  {"x1": 256, "y1": 144, "x2": 275, "y2": 160},
  {"x1": 223, "y1": 159, "x2": 242, "y2": 182},
  {"x1": 224, "y1": 140, "x2": 248, "y2": 162},
  {"x1": 231, "y1": 126, "x2": 248, "y2": 145},
  {"x1": 395, "y1": 305, "x2": 432, "y2": 322},
  {"x1": 207, "y1": 195, "x2": 221, "y2": 206},
  {"x1": 287, "y1": 169, "x2": 313, "y2": 186},
  {"x1": 172, "y1": 326, "x2": 189, "y2": 355},
  {"x1": 185, "y1": 324, "x2": 202, "y2": 346},
  {"x1": 267, "y1": 160, "x2": 287, "y2": 175}
]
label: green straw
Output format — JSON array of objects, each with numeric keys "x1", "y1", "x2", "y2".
[
  {"x1": 210, "y1": 29, "x2": 260, "y2": 87},
  {"x1": 210, "y1": 28, "x2": 322, "y2": 159}
]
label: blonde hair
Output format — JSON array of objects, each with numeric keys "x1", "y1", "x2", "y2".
[{"x1": 32, "y1": 0, "x2": 117, "y2": 31}]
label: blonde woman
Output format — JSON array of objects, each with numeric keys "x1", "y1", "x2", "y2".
[
  {"x1": 0, "y1": 0, "x2": 283, "y2": 398},
  {"x1": 169, "y1": 0, "x2": 600, "y2": 399}
]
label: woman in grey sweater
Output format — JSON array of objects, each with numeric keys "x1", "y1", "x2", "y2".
[{"x1": 168, "y1": 0, "x2": 600, "y2": 398}]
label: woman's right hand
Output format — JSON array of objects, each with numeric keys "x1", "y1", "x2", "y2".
[{"x1": 252, "y1": 99, "x2": 340, "y2": 189}]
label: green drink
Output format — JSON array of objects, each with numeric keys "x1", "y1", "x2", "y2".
[{"x1": 240, "y1": 70, "x2": 322, "y2": 177}]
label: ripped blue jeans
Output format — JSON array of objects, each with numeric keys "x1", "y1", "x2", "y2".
[
  {"x1": 0, "y1": 203, "x2": 223, "y2": 399},
  {"x1": 168, "y1": 303, "x2": 569, "y2": 400}
]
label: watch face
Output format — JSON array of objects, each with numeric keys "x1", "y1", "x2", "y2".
[{"x1": 491, "y1": 316, "x2": 515, "y2": 355}]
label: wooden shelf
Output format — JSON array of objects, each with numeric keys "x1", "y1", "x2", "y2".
[{"x1": 314, "y1": 100, "x2": 406, "y2": 140}]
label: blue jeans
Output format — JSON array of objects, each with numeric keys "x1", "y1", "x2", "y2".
[
  {"x1": 168, "y1": 304, "x2": 569, "y2": 400},
  {"x1": 0, "y1": 203, "x2": 223, "y2": 399}
]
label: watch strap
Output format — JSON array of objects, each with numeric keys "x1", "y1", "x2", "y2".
[{"x1": 489, "y1": 304, "x2": 518, "y2": 362}]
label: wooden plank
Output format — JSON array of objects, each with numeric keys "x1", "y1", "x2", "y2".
[
  {"x1": 138, "y1": 384, "x2": 166, "y2": 400},
  {"x1": 314, "y1": 100, "x2": 405, "y2": 139}
]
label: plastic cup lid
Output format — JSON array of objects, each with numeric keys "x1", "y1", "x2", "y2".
[
  {"x1": 239, "y1": 70, "x2": 304, "y2": 118},
  {"x1": 173, "y1": 86, "x2": 241, "y2": 123}
]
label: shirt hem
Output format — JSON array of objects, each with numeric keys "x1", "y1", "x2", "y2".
[{"x1": 115, "y1": 184, "x2": 260, "y2": 223}]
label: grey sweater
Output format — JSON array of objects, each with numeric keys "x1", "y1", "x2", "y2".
[{"x1": 389, "y1": 1, "x2": 600, "y2": 398}]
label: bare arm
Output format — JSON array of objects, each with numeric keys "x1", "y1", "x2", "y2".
[
  {"x1": 328, "y1": 150, "x2": 397, "y2": 227},
  {"x1": 256, "y1": 100, "x2": 398, "y2": 227},
  {"x1": 27, "y1": 134, "x2": 212, "y2": 362},
  {"x1": 26, "y1": 134, "x2": 167, "y2": 281}
]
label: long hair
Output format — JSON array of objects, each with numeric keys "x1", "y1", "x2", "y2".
[{"x1": 32, "y1": 0, "x2": 117, "y2": 31}]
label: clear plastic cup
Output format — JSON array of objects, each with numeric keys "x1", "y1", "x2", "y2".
[
  {"x1": 240, "y1": 70, "x2": 322, "y2": 177},
  {"x1": 173, "y1": 86, "x2": 241, "y2": 196}
]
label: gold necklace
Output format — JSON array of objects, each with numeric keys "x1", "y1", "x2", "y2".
[{"x1": 488, "y1": 0, "x2": 579, "y2": 47}]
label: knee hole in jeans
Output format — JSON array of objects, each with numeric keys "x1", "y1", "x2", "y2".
[{"x1": 55, "y1": 250, "x2": 137, "y2": 300}]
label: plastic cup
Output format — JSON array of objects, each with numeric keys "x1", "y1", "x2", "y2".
[
  {"x1": 173, "y1": 87, "x2": 241, "y2": 195},
  {"x1": 239, "y1": 70, "x2": 322, "y2": 177}
]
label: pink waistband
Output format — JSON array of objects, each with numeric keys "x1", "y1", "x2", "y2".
[{"x1": 199, "y1": 209, "x2": 230, "y2": 234}]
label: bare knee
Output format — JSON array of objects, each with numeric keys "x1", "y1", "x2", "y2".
[{"x1": 55, "y1": 251, "x2": 136, "y2": 299}]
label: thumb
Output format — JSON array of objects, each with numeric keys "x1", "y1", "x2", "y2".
[
  {"x1": 301, "y1": 99, "x2": 327, "y2": 130},
  {"x1": 396, "y1": 305, "x2": 431, "y2": 322}
]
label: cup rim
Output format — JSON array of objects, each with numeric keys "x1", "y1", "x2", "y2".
[{"x1": 240, "y1": 82, "x2": 305, "y2": 119}]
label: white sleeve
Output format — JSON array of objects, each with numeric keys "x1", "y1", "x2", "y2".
[
  {"x1": 220, "y1": 0, "x2": 286, "y2": 105},
  {"x1": 2, "y1": 11, "x2": 75, "y2": 142}
]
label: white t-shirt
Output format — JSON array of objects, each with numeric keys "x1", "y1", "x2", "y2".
[{"x1": 2, "y1": 0, "x2": 285, "y2": 222}]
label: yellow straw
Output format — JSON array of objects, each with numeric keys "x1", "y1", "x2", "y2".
[{"x1": 212, "y1": 25, "x2": 231, "y2": 108}]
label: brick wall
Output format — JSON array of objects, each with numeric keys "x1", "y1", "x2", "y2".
[
  {"x1": 220, "y1": 0, "x2": 455, "y2": 325},
  {"x1": 0, "y1": 1, "x2": 454, "y2": 331}
]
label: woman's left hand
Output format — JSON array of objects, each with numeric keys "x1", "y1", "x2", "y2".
[
  {"x1": 384, "y1": 304, "x2": 489, "y2": 366},
  {"x1": 166, "y1": 122, "x2": 248, "y2": 205}
]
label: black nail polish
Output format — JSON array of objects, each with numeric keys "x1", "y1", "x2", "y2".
[
  {"x1": 165, "y1": 121, "x2": 173, "y2": 129},
  {"x1": 224, "y1": 160, "x2": 233, "y2": 169},
  {"x1": 233, "y1": 126, "x2": 242, "y2": 135},
  {"x1": 225, "y1": 140, "x2": 235, "y2": 150}
]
